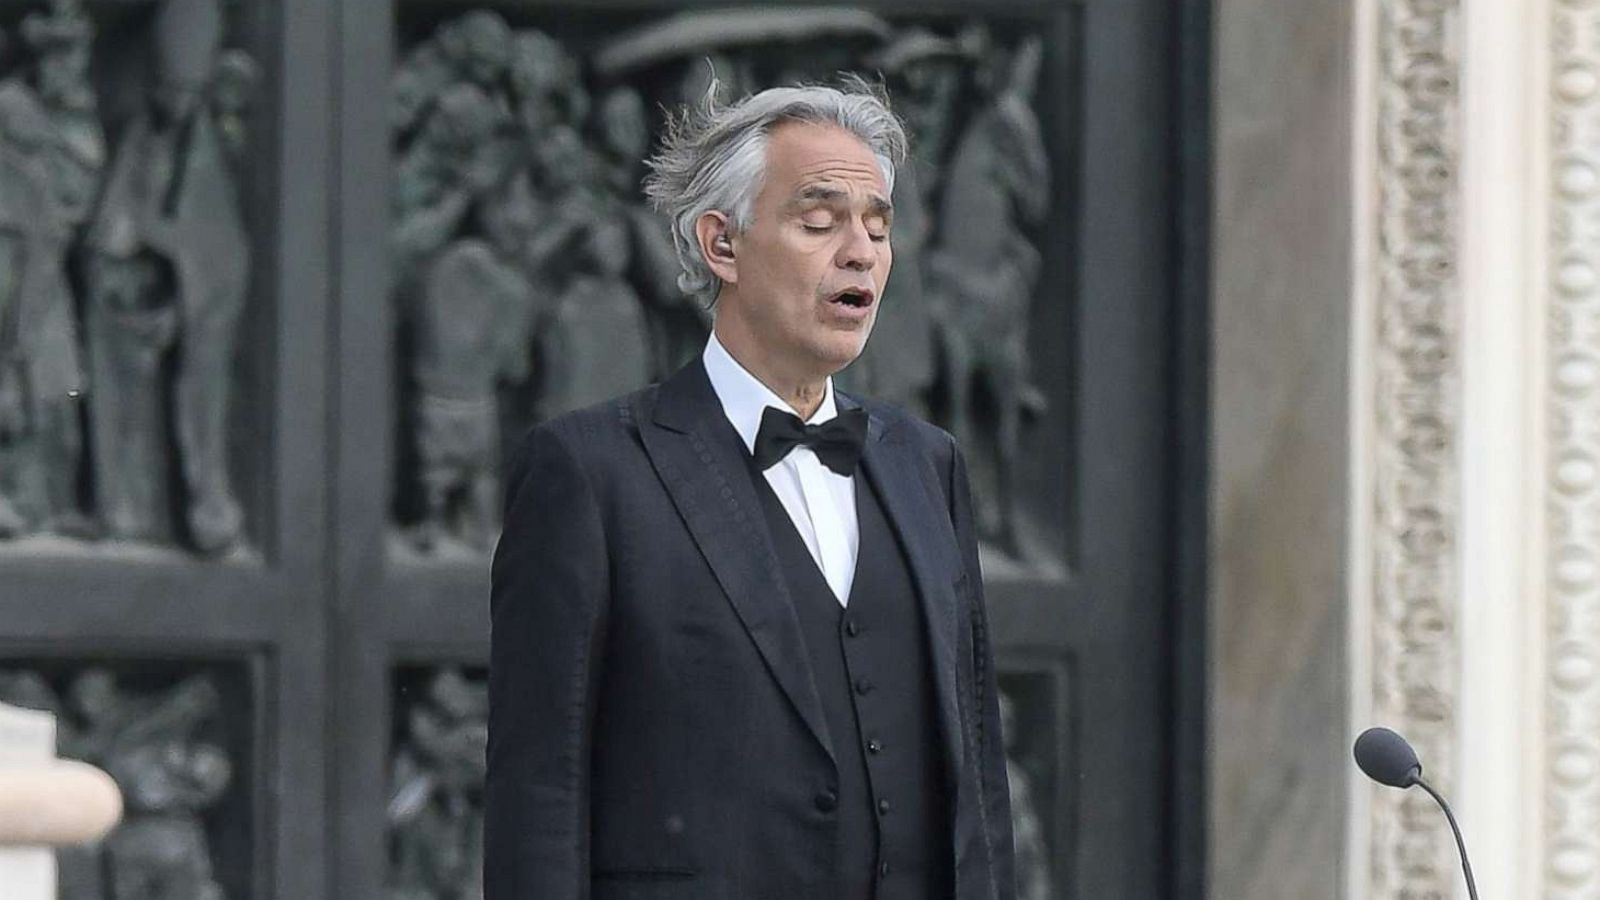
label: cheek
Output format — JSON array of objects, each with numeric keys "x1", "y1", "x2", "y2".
[
  {"x1": 783, "y1": 252, "x2": 831, "y2": 301},
  {"x1": 755, "y1": 239, "x2": 819, "y2": 290}
]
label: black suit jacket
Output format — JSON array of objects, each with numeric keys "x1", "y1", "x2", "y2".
[{"x1": 486, "y1": 359, "x2": 1015, "y2": 900}]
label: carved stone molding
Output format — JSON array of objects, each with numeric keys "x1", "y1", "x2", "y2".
[
  {"x1": 1547, "y1": 1, "x2": 1600, "y2": 894},
  {"x1": 1367, "y1": 0, "x2": 1462, "y2": 895}
]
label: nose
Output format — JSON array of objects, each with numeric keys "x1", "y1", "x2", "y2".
[{"x1": 836, "y1": 220, "x2": 877, "y2": 272}]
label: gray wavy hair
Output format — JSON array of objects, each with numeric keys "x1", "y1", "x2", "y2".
[{"x1": 642, "y1": 76, "x2": 908, "y2": 305}]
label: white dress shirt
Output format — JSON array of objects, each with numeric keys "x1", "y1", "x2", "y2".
[{"x1": 702, "y1": 334, "x2": 859, "y2": 605}]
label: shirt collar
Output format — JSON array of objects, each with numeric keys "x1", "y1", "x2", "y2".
[{"x1": 702, "y1": 332, "x2": 838, "y2": 455}]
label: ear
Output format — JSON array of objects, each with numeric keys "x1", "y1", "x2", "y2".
[{"x1": 694, "y1": 210, "x2": 739, "y2": 285}]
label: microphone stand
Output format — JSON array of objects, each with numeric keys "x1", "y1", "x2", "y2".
[{"x1": 1414, "y1": 777, "x2": 1480, "y2": 900}]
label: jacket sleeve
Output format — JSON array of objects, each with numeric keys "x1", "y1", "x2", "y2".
[
  {"x1": 944, "y1": 433, "x2": 1018, "y2": 899},
  {"x1": 485, "y1": 424, "x2": 610, "y2": 900}
]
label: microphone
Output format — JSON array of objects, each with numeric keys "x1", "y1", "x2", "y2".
[{"x1": 1353, "y1": 727, "x2": 1480, "y2": 900}]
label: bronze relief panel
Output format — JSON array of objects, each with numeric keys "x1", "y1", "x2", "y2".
[
  {"x1": 0, "y1": 0, "x2": 267, "y2": 559},
  {"x1": 386, "y1": 6, "x2": 1073, "y2": 578}
]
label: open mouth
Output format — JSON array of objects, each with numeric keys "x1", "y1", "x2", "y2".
[{"x1": 826, "y1": 288, "x2": 876, "y2": 309}]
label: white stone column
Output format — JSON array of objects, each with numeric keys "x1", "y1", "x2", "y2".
[
  {"x1": 0, "y1": 703, "x2": 58, "y2": 900},
  {"x1": 0, "y1": 702, "x2": 121, "y2": 900},
  {"x1": 1455, "y1": 0, "x2": 1547, "y2": 895}
]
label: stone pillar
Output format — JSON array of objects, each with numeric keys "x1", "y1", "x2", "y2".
[
  {"x1": 1210, "y1": 0, "x2": 1354, "y2": 894},
  {"x1": 0, "y1": 703, "x2": 57, "y2": 900},
  {"x1": 0, "y1": 702, "x2": 121, "y2": 900}
]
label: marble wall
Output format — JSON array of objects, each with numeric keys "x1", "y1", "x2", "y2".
[
  {"x1": 1212, "y1": 0, "x2": 1582, "y2": 894},
  {"x1": 1209, "y1": 0, "x2": 1353, "y2": 895}
]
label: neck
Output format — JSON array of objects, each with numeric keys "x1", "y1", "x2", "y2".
[{"x1": 713, "y1": 320, "x2": 829, "y2": 421}]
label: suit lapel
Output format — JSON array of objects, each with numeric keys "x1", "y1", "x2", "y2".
[
  {"x1": 639, "y1": 360, "x2": 837, "y2": 765},
  {"x1": 848, "y1": 395, "x2": 968, "y2": 785}
]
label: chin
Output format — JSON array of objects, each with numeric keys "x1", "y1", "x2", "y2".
[{"x1": 817, "y1": 337, "x2": 870, "y2": 375}]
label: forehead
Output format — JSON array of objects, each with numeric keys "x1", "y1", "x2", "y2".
[{"x1": 761, "y1": 121, "x2": 886, "y2": 196}]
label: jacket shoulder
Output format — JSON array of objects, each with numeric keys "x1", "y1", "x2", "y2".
[
  {"x1": 852, "y1": 396, "x2": 958, "y2": 460},
  {"x1": 509, "y1": 384, "x2": 660, "y2": 476}
]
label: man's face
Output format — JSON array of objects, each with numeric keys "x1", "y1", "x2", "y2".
[{"x1": 717, "y1": 122, "x2": 893, "y2": 380}]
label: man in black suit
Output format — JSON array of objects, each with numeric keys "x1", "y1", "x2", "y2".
[{"x1": 486, "y1": 80, "x2": 1015, "y2": 900}]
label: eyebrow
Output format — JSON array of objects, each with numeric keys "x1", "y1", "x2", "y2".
[{"x1": 788, "y1": 186, "x2": 895, "y2": 218}]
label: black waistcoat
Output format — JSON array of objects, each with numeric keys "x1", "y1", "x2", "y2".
[{"x1": 747, "y1": 457, "x2": 952, "y2": 900}]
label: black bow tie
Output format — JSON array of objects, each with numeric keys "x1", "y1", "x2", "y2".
[{"x1": 753, "y1": 406, "x2": 868, "y2": 476}]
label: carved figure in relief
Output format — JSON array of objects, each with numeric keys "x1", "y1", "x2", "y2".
[
  {"x1": 599, "y1": 86, "x2": 706, "y2": 379},
  {"x1": 392, "y1": 12, "x2": 515, "y2": 289},
  {"x1": 393, "y1": 17, "x2": 605, "y2": 551},
  {"x1": 392, "y1": 83, "x2": 500, "y2": 291},
  {"x1": 926, "y1": 32, "x2": 1051, "y2": 557},
  {"x1": 83, "y1": 0, "x2": 255, "y2": 553},
  {"x1": 388, "y1": 668, "x2": 488, "y2": 900},
  {"x1": 508, "y1": 28, "x2": 588, "y2": 141},
  {"x1": 501, "y1": 33, "x2": 588, "y2": 315},
  {"x1": 999, "y1": 690, "x2": 1054, "y2": 900},
  {"x1": 412, "y1": 157, "x2": 539, "y2": 553},
  {"x1": 392, "y1": 9, "x2": 513, "y2": 144},
  {"x1": 95, "y1": 674, "x2": 231, "y2": 900},
  {"x1": 26, "y1": 0, "x2": 103, "y2": 219},
  {"x1": 0, "y1": 0, "x2": 101, "y2": 540},
  {"x1": 838, "y1": 28, "x2": 966, "y2": 412},
  {"x1": 532, "y1": 119, "x2": 652, "y2": 420}
]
